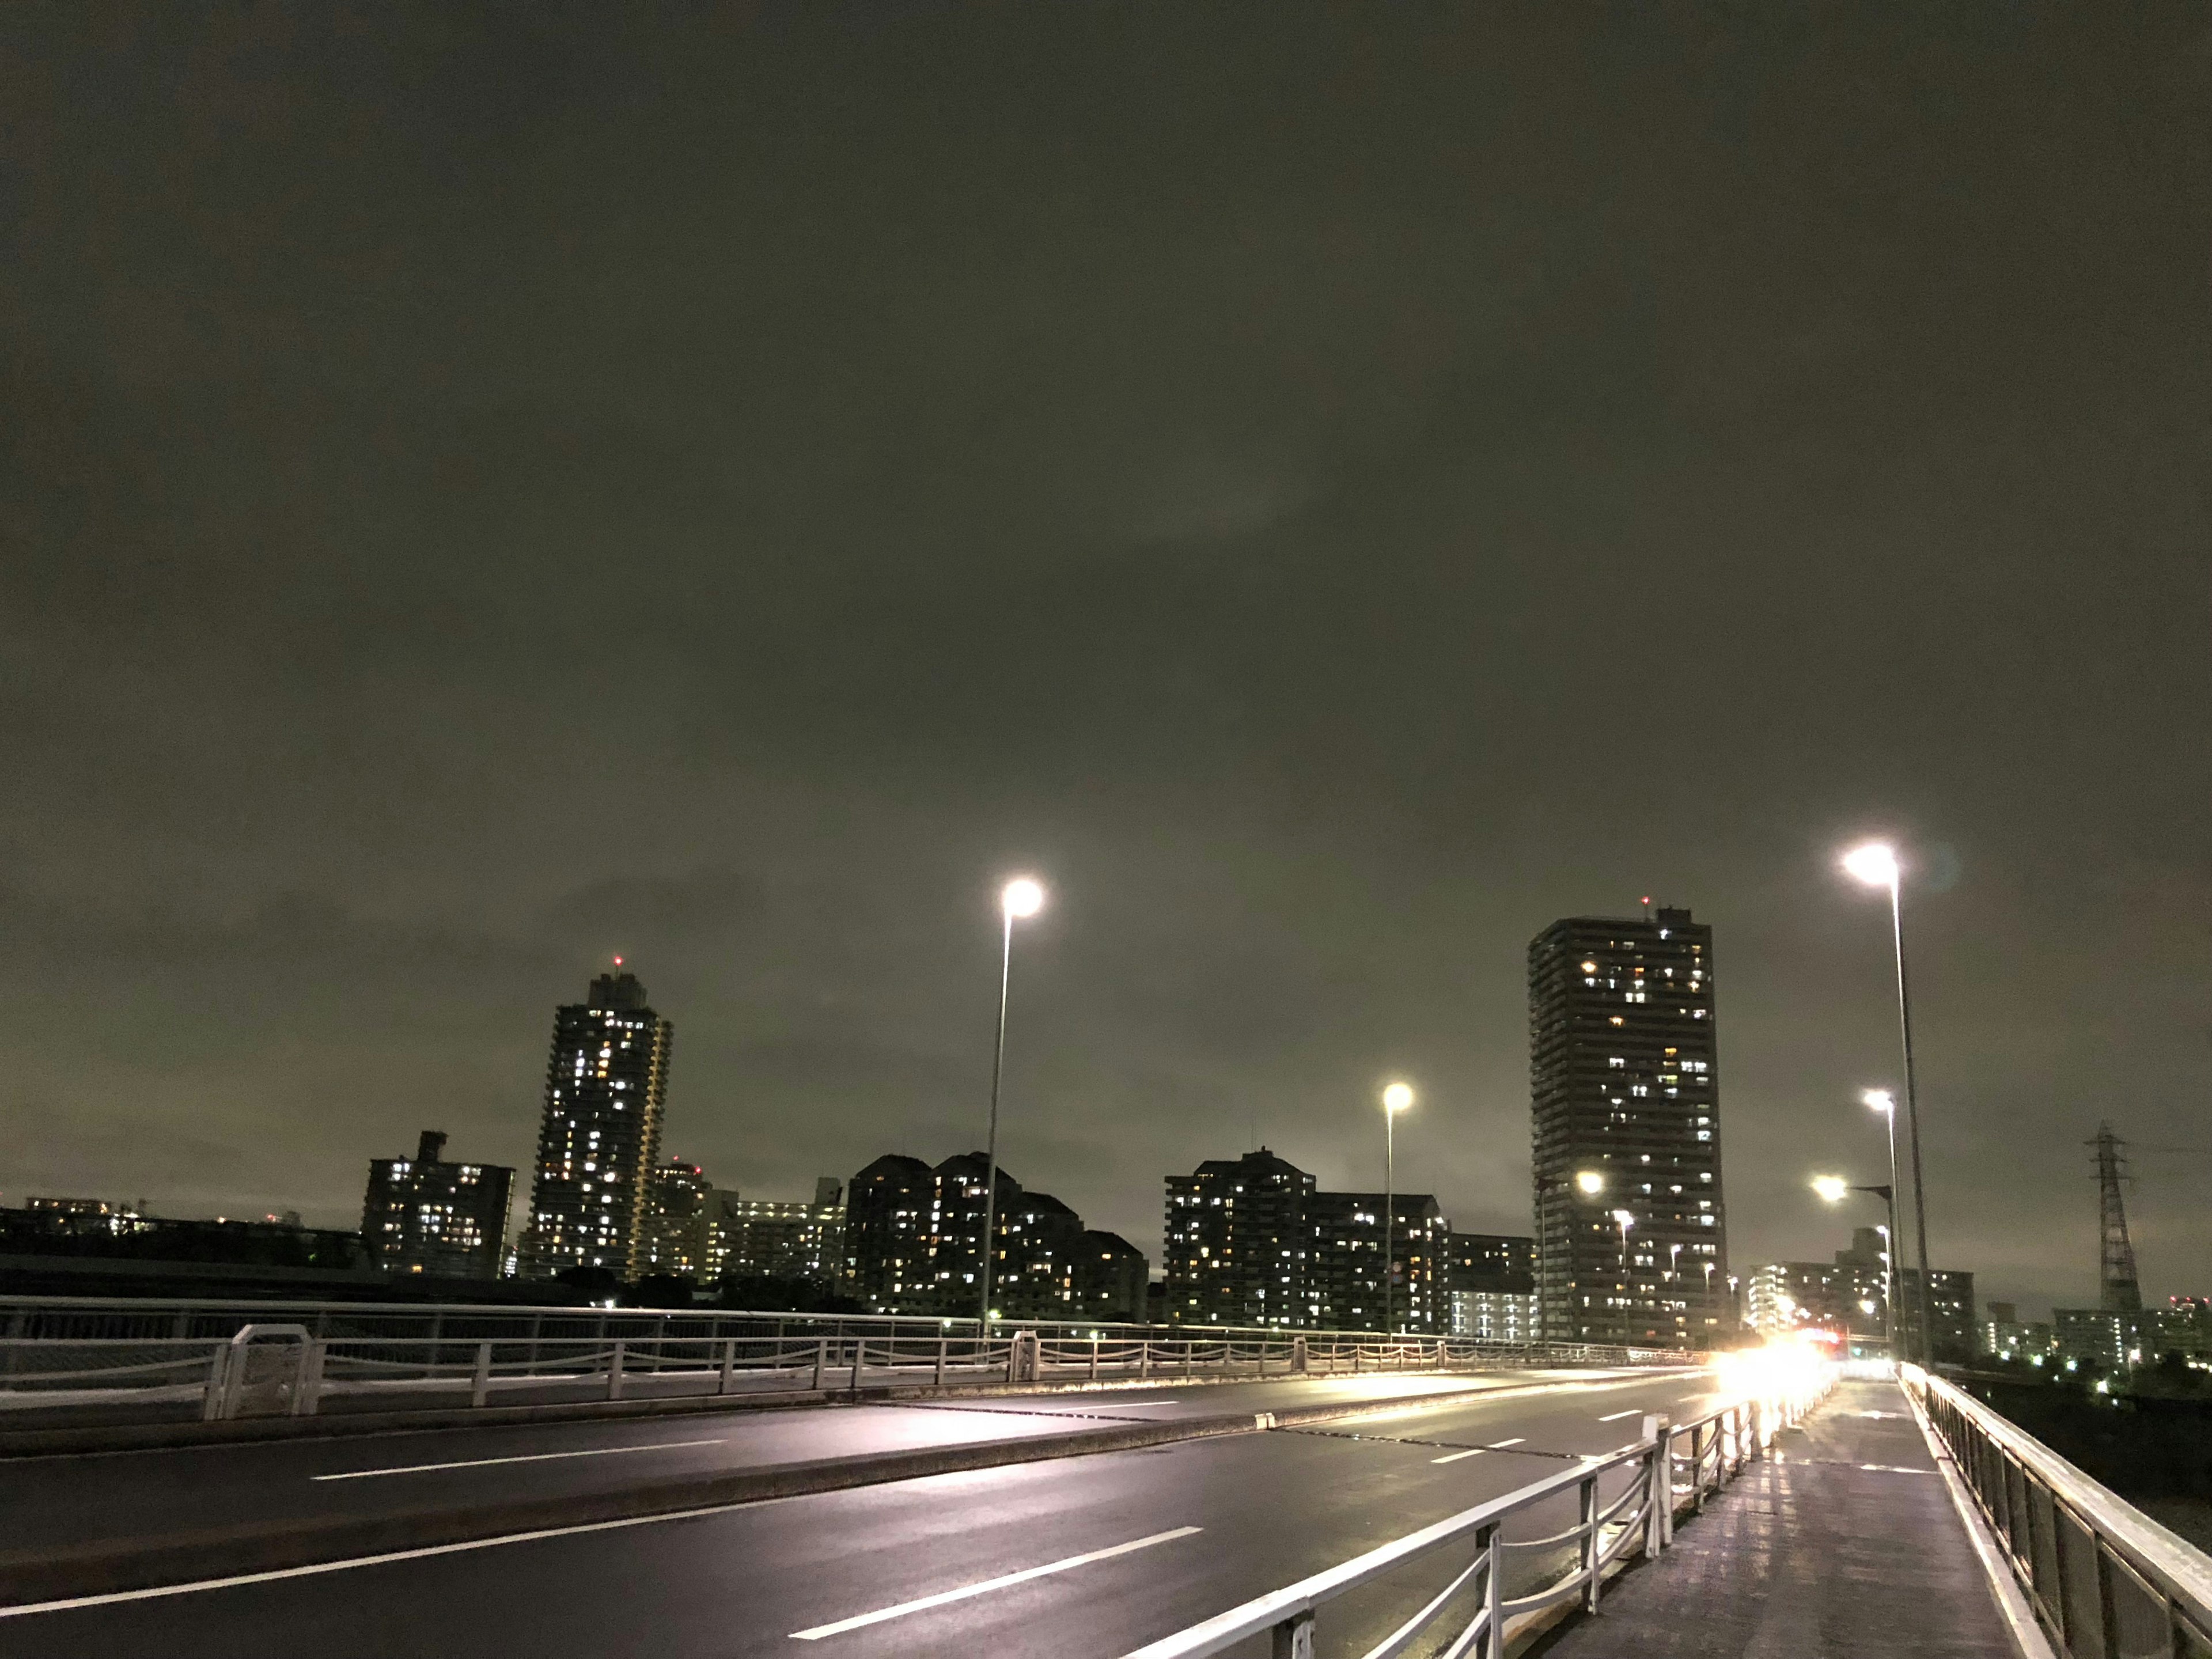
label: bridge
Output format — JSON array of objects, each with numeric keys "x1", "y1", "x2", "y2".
[{"x1": 0, "y1": 1296, "x2": 2204, "y2": 1658}]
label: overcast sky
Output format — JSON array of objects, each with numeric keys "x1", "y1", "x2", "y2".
[{"x1": 3, "y1": 5, "x2": 2206, "y2": 1316}]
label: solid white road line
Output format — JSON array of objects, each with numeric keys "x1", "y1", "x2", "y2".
[
  {"x1": 311, "y1": 1438, "x2": 728, "y2": 1481},
  {"x1": 1488, "y1": 1437, "x2": 1525, "y2": 1448},
  {"x1": 1430, "y1": 1448, "x2": 1484, "y2": 1464},
  {"x1": 1596, "y1": 1410, "x2": 1643, "y2": 1423},
  {"x1": 787, "y1": 1526, "x2": 1204, "y2": 1641}
]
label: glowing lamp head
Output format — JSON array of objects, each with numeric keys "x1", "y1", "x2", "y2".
[
  {"x1": 1610, "y1": 1209, "x2": 1635, "y2": 1231},
  {"x1": 1862, "y1": 1088, "x2": 1895, "y2": 1114},
  {"x1": 1842, "y1": 842, "x2": 1900, "y2": 888},
  {"x1": 1001, "y1": 877, "x2": 1046, "y2": 919},
  {"x1": 1575, "y1": 1171, "x2": 1605, "y2": 1196},
  {"x1": 1811, "y1": 1175, "x2": 1849, "y2": 1205},
  {"x1": 1382, "y1": 1081, "x2": 1414, "y2": 1113}
]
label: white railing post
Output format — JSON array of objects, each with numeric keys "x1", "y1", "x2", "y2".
[
  {"x1": 719, "y1": 1338, "x2": 736, "y2": 1396},
  {"x1": 200, "y1": 1343, "x2": 229, "y2": 1421},
  {"x1": 471, "y1": 1342, "x2": 493, "y2": 1408},
  {"x1": 295, "y1": 1339, "x2": 325, "y2": 1416},
  {"x1": 1643, "y1": 1416, "x2": 1671, "y2": 1554},
  {"x1": 606, "y1": 1340, "x2": 626, "y2": 1400},
  {"x1": 1090, "y1": 1336, "x2": 1100, "y2": 1382},
  {"x1": 1270, "y1": 1609, "x2": 1315, "y2": 1658},
  {"x1": 1292, "y1": 1335, "x2": 1308, "y2": 1374},
  {"x1": 1579, "y1": 1472, "x2": 1601, "y2": 1613},
  {"x1": 812, "y1": 1337, "x2": 827, "y2": 1391},
  {"x1": 1479, "y1": 1522, "x2": 1505, "y2": 1659}
]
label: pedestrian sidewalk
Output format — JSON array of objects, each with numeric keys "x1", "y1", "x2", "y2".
[{"x1": 1536, "y1": 1378, "x2": 2029, "y2": 1658}]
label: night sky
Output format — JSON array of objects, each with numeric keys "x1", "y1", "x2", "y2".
[{"x1": 4, "y1": 6, "x2": 2206, "y2": 1316}]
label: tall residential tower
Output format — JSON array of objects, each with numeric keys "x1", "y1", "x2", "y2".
[
  {"x1": 1529, "y1": 907, "x2": 1728, "y2": 1347},
  {"x1": 520, "y1": 969, "x2": 673, "y2": 1281}
]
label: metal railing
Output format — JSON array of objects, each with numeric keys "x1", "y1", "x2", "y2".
[
  {"x1": 1904, "y1": 1366, "x2": 2212, "y2": 1659},
  {"x1": 0, "y1": 1324, "x2": 1688, "y2": 1425},
  {"x1": 0, "y1": 1294, "x2": 1687, "y2": 1424},
  {"x1": 0, "y1": 1293, "x2": 1666, "y2": 1359},
  {"x1": 1120, "y1": 1363, "x2": 1831, "y2": 1658}
]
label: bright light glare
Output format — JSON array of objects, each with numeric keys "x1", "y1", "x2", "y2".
[
  {"x1": 1611, "y1": 1209, "x2": 1635, "y2": 1229},
  {"x1": 1575, "y1": 1171, "x2": 1605, "y2": 1195},
  {"x1": 1001, "y1": 877, "x2": 1046, "y2": 918},
  {"x1": 1382, "y1": 1081, "x2": 1414, "y2": 1113},
  {"x1": 1841, "y1": 842, "x2": 1900, "y2": 887},
  {"x1": 1811, "y1": 1175, "x2": 1850, "y2": 1204},
  {"x1": 1862, "y1": 1088, "x2": 1895, "y2": 1113}
]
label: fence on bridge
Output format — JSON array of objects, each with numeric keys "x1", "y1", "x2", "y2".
[
  {"x1": 0, "y1": 1294, "x2": 1683, "y2": 1425},
  {"x1": 1906, "y1": 1365, "x2": 2212, "y2": 1659},
  {"x1": 1123, "y1": 1350, "x2": 1832, "y2": 1658}
]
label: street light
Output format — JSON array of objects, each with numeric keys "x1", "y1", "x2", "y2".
[
  {"x1": 1575, "y1": 1171, "x2": 1605, "y2": 1196},
  {"x1": 1842, "y1": 840, "x2": 1936, "y2": 1365},
  {"x1": 1381, "y1": 1081, "x2": 1414, "y2": 1335},
  {"x1": 978, "y1": 877, "x2": 1046, "y2": 1328},
  {"x1": 1863, "y1": 1088, "x2": 1907, "y2": 1358},
  {"x1": 1611, "y1": 1208, "x2": 1635, "y2": 1277},
  {"x1": 1812, "y1": 1173, "x2": 1900, "y2": 1359}
]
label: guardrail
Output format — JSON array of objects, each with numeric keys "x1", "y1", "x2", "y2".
[
  {"x1": 1121, "y1": 1357, "x2": 1832, "y2": 1658},
  {"x1": 0, "y1": 1326, "x2": 1685, "y2": 1424},
  {"x1": 1904, "y1": 1366, "x2": 2212, "y2": 1659},
  {"x1": 0, "y1": 1294, "x2": 1662, "y2": 1365}
]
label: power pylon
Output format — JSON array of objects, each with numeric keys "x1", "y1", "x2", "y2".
[{"x1": 2091, "y1": 1123, "x2": 2142, "y2": 1313}]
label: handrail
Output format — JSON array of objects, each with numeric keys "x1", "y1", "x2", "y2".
[
  {"x1": 0, "y1": 1294, "x2": 1676, "y2": 1359},
  {"x1": 1121, "y1": 1365, "x2": 1832, "y2": 1658},
  {"x1": 1903, "y1": 1365, "x2": 2212, "y2": 1655}
]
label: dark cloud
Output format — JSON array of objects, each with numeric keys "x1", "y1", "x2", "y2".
[{"x1": 1, "y1": 4, "x2": 2206, "y2": 1313}]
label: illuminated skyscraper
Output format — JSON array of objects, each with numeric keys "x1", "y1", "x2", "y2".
[
  {"x1": 519, "y1": 968, "x2": 673, "y2": 1281},
  {"x1": 1529, "y1": 907, "x2": 1728, "y2": 1347}
]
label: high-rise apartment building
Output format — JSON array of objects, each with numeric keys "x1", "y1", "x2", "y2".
[
  {"x1": 1529, "y1": 908, "x2": 1728, "y2": 1347},
  {"x1": 1309, "y1": 1191, "x2": 1448, "y2": 1333},
  {"x1": 519, "y1": 969, "x2": 673, "y2": 1281},
  {"x1": 844, "y1": 1152, "x2": 1145, "y2": 1320},
  {"x1": 715, "y1": 1179, "x2": 847, "y2": 1286},
  {"x1": 1162, "y1": 1149, "x2": 1317, "y2": 1328},
  {"x1": 361, "y1": 1130, "x2": 514, "y2": 1279},
  {"x1": 847, "y1": 1155, "x2": 935, "y2": 1311},
  {"x1": 640, "y1": 1158, "x2": 714, "y2": 1279}
]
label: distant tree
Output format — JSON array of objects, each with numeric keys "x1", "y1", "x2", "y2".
[
  {"x1": 554, "y1": 1263, "x2": 622, "y2": 1300},
  {"x1": 632, "y1": 1273, "x2": 699, "y2": 1309},
  {"x1": 714, "y1": 1274, "x2": 863, "y2": 1315}
]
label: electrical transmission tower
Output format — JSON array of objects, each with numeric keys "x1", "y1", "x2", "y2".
[{"x1": 2091, "y1": 1123, "x2": 2142, "y2": 1313}]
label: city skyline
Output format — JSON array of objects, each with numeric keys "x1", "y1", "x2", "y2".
[{"x1": 2, "y1": 7, "x2": 2203, "y2": 1322}]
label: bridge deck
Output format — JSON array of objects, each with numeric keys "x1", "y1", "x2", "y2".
[{"x1": 1540, "y1": 1378, "x2": 2025, "y2": 1658}]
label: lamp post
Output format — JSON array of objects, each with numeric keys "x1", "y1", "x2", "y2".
[
  {"x1": 1381, "y1": 1082, "x2": 1414, "y2": 1335},
  {"x1": 1812, "y1": 1175, "x2": 1900, "y2": 1359},
  {"x1": 1863, "y1": 1088, "x2": 1907, "y2": 1359},
  {"x1": 1611, "y1": 1207, "x2": 1635, "y2": 1297},
  {"x1": 978, "y1": 876, "x2": 1045, "y2": 1330},
  {"x1": 1842, "y1": 842, "x2": 1935, "y2": 1362}
]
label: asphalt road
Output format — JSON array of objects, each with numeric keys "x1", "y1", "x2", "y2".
[
  {"x1": 0, "y1": 1369, "x2": 1736, "y2": 1658},
  {"x1": 0, "y1": 1366, "x2": 1669, "y2": 1556}
]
